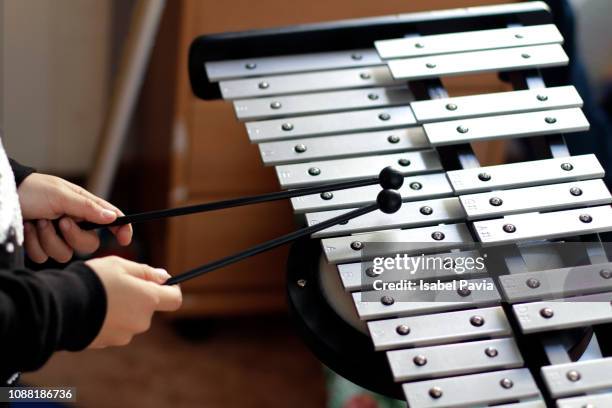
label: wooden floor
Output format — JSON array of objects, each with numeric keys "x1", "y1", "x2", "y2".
[{"x1": 23, "y1": 316, "x2": 326, "y2": 408}]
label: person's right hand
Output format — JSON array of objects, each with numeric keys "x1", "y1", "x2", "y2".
[{"x1": 85, "y1": 256, "x2": 182, "y2": 348}]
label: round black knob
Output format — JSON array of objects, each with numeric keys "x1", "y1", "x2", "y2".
[
  {"x1": 378, "y1": 167, "x2": 404, "y2": 190},
  {"x1": 377, "y1": 189, "x2": 402, "y2": 214}
]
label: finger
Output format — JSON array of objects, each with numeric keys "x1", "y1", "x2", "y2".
[
  {"x1": 107, "y1": 208, "x2": 132, "y2": 245},
  {"x1": 58, "y1": 185, "x2": 117, "y2": 225},
  {"x1": 66, "y1": 182, "x2": 133, "y2": 244},
  {"x1": 67, "y1": 182, "x2": 128, "y2": 222},
  {"x1": 109, "y1": 335, "x2": 133, "y2": 347},
  {"x1": 58, "y1": 217, "x2": 100, "y2": 254},
  {"x1": 122, "y1": 260, "x2": 171, "y2": 284},
  {"x1": 64, "y1": 180, "x2": 118, "y2": 211},
  {"x1": 37, "y1": 219, "x2": 73, "y2": 263},
  {"x1": 111, "y1": 224, "x2": 133, "y2": 246},
  {"x1": 151, "y1": 284, "x2": 183, "y2": 312},
  {"x1": 23, "y1": 222, "x2": 49, "y2": 263}
]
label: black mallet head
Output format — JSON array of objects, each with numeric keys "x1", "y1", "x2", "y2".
[
  {"x1": 377, "y1": 189, "x2": 403, "y2": 214},
  {"x1": 378, "y1": 167, "x2": 404, "y2": 190}
]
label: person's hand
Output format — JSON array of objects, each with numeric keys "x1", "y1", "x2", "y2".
[
  {"x1": 86, "y1": 256, "x2": 182, "y2": 348},
  {"x1": 17, "y1": 173, "x2": 133, "y2": 263}
]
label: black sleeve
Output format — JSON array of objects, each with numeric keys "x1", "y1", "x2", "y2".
[
  {"x1": 8, "y1": 158, "x2": 35, "y2": 187},
  {"x1": 0, "y1": 262, "x2": 107, "y2": 378}
]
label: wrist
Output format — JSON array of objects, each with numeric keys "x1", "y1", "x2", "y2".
[
  {"x1": 57, "y1": 262, "x2": 108, "y2": 350},
  {"x1": 8, "y1": 158, "x2": 35, "y2": 187}
]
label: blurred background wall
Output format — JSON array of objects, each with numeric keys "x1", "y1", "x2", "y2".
[
  {"x1": 1, "y1": 0, "x2": 136, "y2": 176},
  {"x1": 571, "y1": 0, "x2": 612, "y2": 98}
]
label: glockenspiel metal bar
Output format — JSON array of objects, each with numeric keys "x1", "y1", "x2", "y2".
[
  {"x1": 542, "y1": 357, "x2": 612, "y2": 398},
  {"x1": 411, "y1": 85, "x2": 582, "y2": 123},
  {"x1": 190, "y1": 1, "x2": 553, "y2": 99},
  {"x1": 402, "y1": 368, "x2": 540, "y2": 408},
  {"x1": 291, "y1": 172, "x2": 452, "y2": 213},
  {"x1": 258, "y1": 127, "x2": 428, "y2": 165},
  {"x1": 513, "y1": 293, "x2": 612, "y2": 334},
  {"x1": 277, "y1": 150, "x2": 441, "y2": 189},
  {"x1": 376, "y1": 24, "x2": 562, "y2": 60},
  {"x1": 556, "y1": 393, "x2": 612, "y2": 408},
  {"x1": 499, "y1": 262, "x2": 612, "y2": 302},
  {"x1": 460, "y1": 179, "x2": 611, "y2": 220},
  {"x1": 307, "y1": 197, "x2": 465, "y2": 238},
  {"x1": 352, "y1": 278, "x2": 500, "y2": 320},
  {"x1": 423, "y1": 108, "x2": 589, "y2": 146},
  {"x1": 368, "y1": 306, "x2": 512, "y2": 351},
  {"x1": 246, "y1": 106, "x2": 417, "y2": 143},
  {"x1": 206, "y1": 48, "x2": 381, "y2": 81},
  {"x1": 474, "y1": 205, "x2": 612, "y2": 244},
  {"x1": 387, "y1": 338, "x2": 523, "y2": 382},
  {"x1": 233, "y1": 86, "x2": 414, "y2": 121},
  {"x1": 322, "y1": 223, "x2": 473, "y2": 264},
  {"x1": 219, "y1": 66, "x2": 399, "y2": 99},
  {"x1": 494, "y1": 401, "x2": 546, "y2": 408},
  {"x1": 387, "y1": 44, "x2": 568, "y2": 80},
  {"x1": 337, "y1": 249, "x2": 487, "y2": 292},
  {"x1": 447, "y1": 154, "x2": 604, "y2": 195}
]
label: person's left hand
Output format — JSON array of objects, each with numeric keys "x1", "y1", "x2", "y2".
[{"x1": 17, "y1": 173, "x2": 133, "y2": 263}]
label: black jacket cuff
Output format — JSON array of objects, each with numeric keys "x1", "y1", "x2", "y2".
[
  {"x1": 38, "y1": 262, "x2": 107, "y2": 351},
  {"x1": 8, "y1": 158, "x2": 35, "y2": 187},
  {"x1": 0, "y1": 262, "x2": 107, "y2": 376}
]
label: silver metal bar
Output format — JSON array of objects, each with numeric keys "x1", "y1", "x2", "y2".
[
  {"x1": 307, "y1": 197, "x2": 465, "y2": 238},
  {"x1": 411, "y1": 86, "x2": 582, "y2": 123},
  {"x1": 376, "y1": 24, "x2": 562, "y2": 59},
  {"x1": 276, "y1": 150, "x2": 441, "y2": 189},
  {"x1": 423, "y1": 108, "x2": 589, "y2": 146},
  {"x1": 392, "y1": 1, "x2": 550, "y2": 20},
  {"x1": 513, "y1": 293, "x2": 612, "y2": 334},
  {"x1": 246, "y1": 106, "x2": 417, "y2": 143},
  {"x1": 352, "y1": 277, "x2": 500, "y2": 320},
  {"x1": 499, "y1": 262, "x2": 612, "y2": 302},
  {"x1": 526, "y1": 74, "x2": 548, "y2": 89},
  {"x1": 542, "y1": 357, "x2": 612, "y2": 398},
  {"x1": 212, "y1": 1, "x2": 551, "y2": 95},
  {"x1": 219, "y1": 66, "x2": 399, "y2": 99},
  {"x1": 387, "y1": 44, "x2": 568, "y2": 80},
  {"x1": 207, "y1": 48, "x2": 381, "y2": 81},
  {"x1": 234, "y1": 86, "x2": 414, "y2": 121},
  {"x1": 322, "y1": 223, "x2": 473, "y2": 264},
  {"x1": 543, "y1": 339, "x2": 573, "y2": 366},
  {"x1": 291, "y1": 172, "x2": 452, "y2": 213},
  {"x1": 337, "y1": 250, "x2": 487, "y2": 292},
  {"x1": 495, "y1": 402, "x2": 546, "y2": 408},
  {"x1": 474, "y1": 205, "x2": 612, "y2": 244},
  {"x1": 557, "y1": 393, "x2": 612, "y2": 408},
  {"x1": 258, "y1": 127, "x2": 428, "y2": 165},
  {"x1": 460, "y1": 179, "x2": 611, "y2": 220},
  {"x1": 402, "y1": 368, "x2": 540, "y2": 408},
  {"x1": 387, "y1": 338, "x2": 523, "y2": 382},
  {"x1": 368, "y1": 306, "x2": 512, "y2": 351},
  {"x1": 447, "y1": 154, "x2": 604, "y2": 195}
]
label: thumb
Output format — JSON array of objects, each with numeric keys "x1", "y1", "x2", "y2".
[
  {"x1": 59, "y1": 189, "x2": 117, "y2": 224},
  {"x1": 123, "y1": 260, "x2": 171, "y2": 284}
]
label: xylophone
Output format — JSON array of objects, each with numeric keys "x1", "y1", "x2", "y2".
[{"x1": 188, "y1": 2, "x2": 612, "y2": 407}]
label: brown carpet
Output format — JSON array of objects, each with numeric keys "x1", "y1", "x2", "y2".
[{"x1": 22, "y1": 316, "x2": 326, "y2": 408}]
